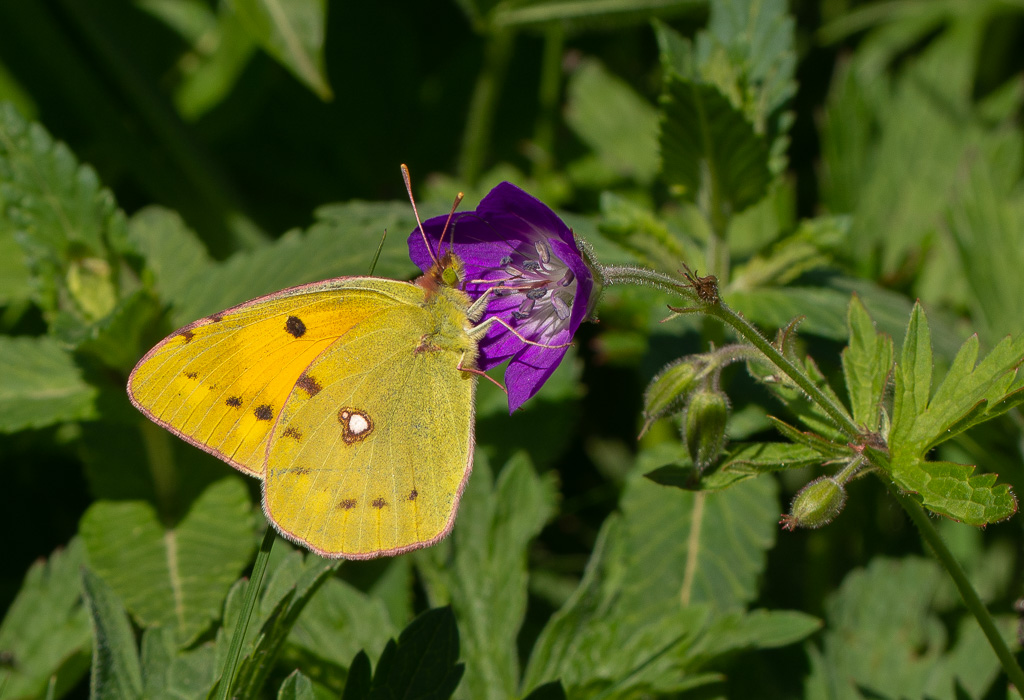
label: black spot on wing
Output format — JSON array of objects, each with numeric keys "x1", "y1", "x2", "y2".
[
  {"x1": 408, "y1": 489, "x2": 418, "y2": 501},
  {"x1": 225, "y1": 396, "x2": 242, "y2": 408},
  {"x1": 339, "y1": 499, "x2": 356, "y2": 510},
  {"x1": 371, "y1": 497, "x2": 387, "y2": 509},
  {"x1": 296, "y1": 374, "x2": 321, "y2": 397},
  {"x1": 184, "y1": 371, "x2": 199, "y2": 379},
  {"x1": 285, "y1": 316, "x2": 306, "y2": 338},
  {"x1": 282, "y1": 427, "x2": 302, "y2": 440},
  {"x1": 254, "y1": 405, "x2": 273, "y2": 421}
]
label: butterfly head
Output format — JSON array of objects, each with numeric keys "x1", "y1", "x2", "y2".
[{"x1": 421, "y1": 250, "x2": 465, "y2": 291}]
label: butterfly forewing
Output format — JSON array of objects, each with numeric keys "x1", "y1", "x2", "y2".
[
  {"x1": 264, "y1": 283, "x2": 478, "y2": 558},
  {"x1": 128, "y1": 280, "x2": 410, "y2": 476}
]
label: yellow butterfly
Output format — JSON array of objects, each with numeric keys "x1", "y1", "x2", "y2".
[{"x1": 129, "y1": 178, "x2": 490, "y2": 559}]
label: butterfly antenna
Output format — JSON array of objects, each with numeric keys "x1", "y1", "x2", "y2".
[
  {"x1": 437, "y1": 191, "x2": 464, "y2": 259},
  {"x1": 401, "y1": 164, "x2": 439, "y2": 268},
  {"x1": 368, "y1": 228, "x2": 387, "y2": 275}
]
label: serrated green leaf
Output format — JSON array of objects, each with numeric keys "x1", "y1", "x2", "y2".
[
  {"x1": 841, "y1": 295, "x2": 893, "y2": 431},
  {"x1": 365, "y1": 607, "x2": 464, "y2": 700},
  {"x1": 170, "y1": 200, "x2": 417, "y2": 325},
  {"x1": 81, "y1": 566, "x2": 143, "y2": 700},
  {"x1": 523, "y1": 472, "x2": 779, "y2": 696},
  {"x1": 886, "y1": 305, "x2": 1024, "y2": 523},
  {"x1": 227, "y1": 0, "x2": 331, "y2": 100},
  {"x1": 0, "y1": 539, "x2": 91, "y2": 700},
  {"x1": 694, "y1": 0, "x2": 796, "y2": 170},
  {"x1": 140, "y1": 626, "x2": 218, "y2": 700},
  {"x1": 565, "y1": 59, "x2": 659, "y2": 185},
  {"x1": 890, "y1": 459, "x2": 1017, "y2": 526},
  {"x1": 0, "y1": 335, "x2": 98, "y2": 432},
  {"x1": 415, "y1": 453, "x2": 557, "y2": 700},
  {"x1": 659, "y1": 76, "x2": 771, "y2": 214},
  {"x1": 805, "y1": 557, "x2": 1012, "y2": 700},
  {"x1": 277, "y1": 670, "x2": 316, "y2": 700},
  {"x1": 0, "y1": 102, "x2": 128, "y2": 324},
  {"x1": 79, "y1": 478, "x2": 256, "y2": 645}
]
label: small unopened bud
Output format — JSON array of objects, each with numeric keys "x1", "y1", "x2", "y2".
[
  {"x1": 642, "y1": 359, "x2": 701, "y2": 434},
  {"x1": 781, "y1": 476, "x2": 847, "y2": 530},
  {"x1": 683, "y1": 388, "x2": 729, "y2": 470}
]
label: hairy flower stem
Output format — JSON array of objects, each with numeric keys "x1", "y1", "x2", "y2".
[{"x1": 608, "y1": 263, "x2": 1024, "y2": 686}]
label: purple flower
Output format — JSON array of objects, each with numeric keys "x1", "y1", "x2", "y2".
[{"x1": 408, "y1": 182, "x2": 595, "y2": 412}]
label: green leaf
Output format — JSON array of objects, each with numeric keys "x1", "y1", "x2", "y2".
[
  {"x1": 0, "y1": 539, "x2": 91, "y2": 699},
  {"x1": 841, "y1": 295, "x2": 893, "y2": 431},
  {"x1": 892, "y1": 302, "x2": 932, "y2": 438},
  {"x1": 659, "y1": 76, "x2": 771, "y2": 215},
  {"x1": 0, "y1": 335, "x2": 98, "y2": 432},
  {"x1": 125, "y1": 206, "x2": 214, "y2": 319},
  {"x1": 489, "y1": 0, "x2": 704, "y2": 30},
  {"x1": 230, "y1": 550, "x2": 339, "y2": 698},
  {"x1": 227, "y1": 0, "x2": 331, "y2": 100},
  {"x1": 564, "y1": 59, "x2": 659, "y2": 185},
  {"x1": 360, "y1": 607, "x2": 464, "y2": 700},
  {"x1": 79, "y1": 477, "x2": 256, "y2": 645},
  {"x1": 169, "y1": 200, "x2": 417, "y2": 325},
  {"x1": 0, "y1": 102, "x2": 128, "y2": 324},
  {"x1": 287, "y1": 570, "x2": 397, "y2": 691},
  {"x1": 886, "y1": 305, "x2": 1023, "y2": 523},
  {"x1": 945, "y1": 151, "x2": 1024, "y2": 341},
  {"x1": 687, "y1": 609, "x2": 820, "y2": 668},
  {"x1": 696, "y1": 0, "x2": 796, "y2": 128},
  {"x1": 341, "y1": 650, "x2": 372, "y2": 700},
  {"x1": 140, "y1": 626, "x2": 218, "y2": 699},
  {"x1": 523, "y1": 471, "x2": 779, "y2": 696},
  {"x1": 521, "y1": 680, "x2": 567, "y2": 700},
  {"x1": 415, "y1": 453, "x2": 557, "y2": 700},
  {"x1": 805, "y1": 557, "x2": 1012, "y2": 700},
  {"x1": 643, "y1": 441, "x2": 824, "y2": 493},
  {"x1": 596, "y1": 191, "x2": 695, "y2": 273},
  {"x1": 137, "y1": 1, "x2": 261, "y2": 121},
  {"x1": 277, "y1": 670, "x2": 316, "y2": 700},
  {"x1": 81, "y1": 566, "x2": 143, "y2": 700}
]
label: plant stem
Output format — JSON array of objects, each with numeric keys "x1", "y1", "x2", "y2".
[
  {"x1": 604, "y1": 263, "x2": 1024, "y2": 689},
  {"x1": 458, "y1": 29, "x2": 515, "y2": 186},
  {"x1": 218, "y1": 527, "x2": 276, "y2": 700},
  {"x1": 883, "y1": 480, "x2": 1024, "y2": 690}
]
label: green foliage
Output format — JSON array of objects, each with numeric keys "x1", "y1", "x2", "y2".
[{"x1": 4, "y1": 0, "x2": 1024, "y2": 698}]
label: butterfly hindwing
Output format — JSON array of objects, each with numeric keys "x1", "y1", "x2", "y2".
[
  {"x1": 264, "y1": 284, "x2": 478, "y2": 558},
  {"x1": 128, "y1": 279, "x2": 417, "y2": 476}
]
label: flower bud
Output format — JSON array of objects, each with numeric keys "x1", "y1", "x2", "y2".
[
  {"x1": 682, "y1": 388, "x2": 729, "y2": 470},
  {"x1": 781, "y1": 476, "x2": 847, "y2": 530},
  {"x1": 642, "y1": 359, "x2": 701, "y2": 433}
]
